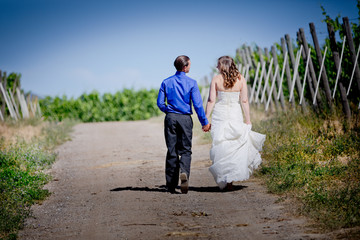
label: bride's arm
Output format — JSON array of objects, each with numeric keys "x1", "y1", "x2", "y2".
[
  {"x1": 205, "y1": 76, "x2": 217, "y2": 119},
  {"x1": 240, "y1": 76, "x2": 251, "y2": 125}
]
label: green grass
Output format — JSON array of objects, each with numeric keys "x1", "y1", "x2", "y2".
[
  {"x1": 253, "y1": 109, "x2": 360, "y2": 230},
  {"x1": 0, "y1": 119, "x2": 76, "y2": 240}
]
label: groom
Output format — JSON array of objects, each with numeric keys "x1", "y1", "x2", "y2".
[{"x1": 157, "y1": 55, "x2": 210, "y2": 194}]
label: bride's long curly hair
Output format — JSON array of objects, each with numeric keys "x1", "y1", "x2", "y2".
[{"x1": 217, "y1": 56, "x2": 241, "y2": 89}]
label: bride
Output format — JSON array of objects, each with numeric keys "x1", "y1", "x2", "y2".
[{"x1": 205, "y1": 56, "x2": 266, "y2": 191}]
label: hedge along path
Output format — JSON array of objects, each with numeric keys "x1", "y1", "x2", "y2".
[{"x1": 18, "y1": 119, "x2": 328, "y2": 239}]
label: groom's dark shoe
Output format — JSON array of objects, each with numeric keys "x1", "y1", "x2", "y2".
[
  {"x1": 180, "y1": 173, "x2": 189, "y2": 194},
  {"x1": 166, "y1": 185, "x2": 176, "y2": 194}
]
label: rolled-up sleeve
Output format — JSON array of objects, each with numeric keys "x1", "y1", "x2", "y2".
[
  {"x1": 157, "y1": 82, "x2": 168, "y2": 113},
  {"x1": 191, "y1": 83, "x2": 209, "y2": 126}
]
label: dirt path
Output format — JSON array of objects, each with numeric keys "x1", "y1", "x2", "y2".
[{"x1": 19, "y1": 119, "x2": 327, "y2": 240}]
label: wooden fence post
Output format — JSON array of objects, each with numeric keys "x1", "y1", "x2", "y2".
[
  {"x1": 238, "y1": 64, "x2": 243, "y2": 74},
  {"x1": 271, "y1": 45, "x2": 286, "y2": 110},
  {"x1": 26, "y1": 94, "x2": 33, "y2": 117},
  {"x1": 313, "y1": 47, "x2": 328, "y2": 105},
  {"x1": 266, "y1": 65, "x2": 280, "y2": 112},
  {"x1": 0, "y1": 82, "x2": 17, "y2": 120},
  {"x1": 327, "y1": 22, "x2": 351, "y2": 121},
  {"x1": 0, "y1": 71, "x2": 6, "y2": 117},
  {"x1": 12, "y1": 75, "x2": 19, "y2": 96},
  {"x1": 0, "y1": 70, "x2": 4, "y2": 119},
  {"x1": 297, "y1": 30, "x2": 317, "y2": 106},
  {"x1": 277, "y1": 51, "x2": 288, "y2": 99},
  {"x1": 280, "y1": 38, "x2": 295, "y2": 108},
  {"x1": 244, "y1": 64, "x2": 250, "y2": 80},
  {"x1": 333, "y1": 37, "x2": 346, "y2": 98},
  {"x1": 17, "y1": 88, "x2": 29, "y2": 119},
  {"x1": 265, "y1": 47, "x2": 280, "y2": 110},
  {"x1": 8, "y1": 89, "x2": 20, "y2": 119},
  {"x1": 300, "y1": 48, "x2": 311, "y2": 105},
  {"x1": 347, "y1": 43, "x2": 360, "y2": 95},
  {"x1": 36, "y1": 98, "x2": 42, "y2": 117},
  {"x1": 343, "y1": 17, "x2": 360, "y2": 94},
  {"x1": 285, "y1": 35, "x2": 304, "y2": 97},
  {"x1": 250, "y1": 62, "x2": 261, "y2": 103},
  {"x1": 29, "y1": 96, "x2": 36, "y2": 117},
  {"x1": 298, "y1": 29, "x2": 322, "y2": 106},
  {"x1": 245, "y1": 46, "x2": 254, "y2": 69},
  {"x1": 285, "y1": 34, "x2": 306, "y2": 110},
  {"x1": 255, "y1": 62, "x2": 266, "y2": 103},
  {"x1": 309, "y1": 23, "x2": 333, "y2": 110},
  {"x1": 3, "y1": 72, "x2": 9, "y2": 117},
  {"x1": 289, "y1": 45, "x2": 303, "y2": 102},
  {"x1": 261, "y1": 58, "x2": 274, "y2": 104},
  {"x1": 257, "y1": 48, "x2": 274, "y2": 110},
  {"x1": 247, "y1": 46, "x2": 256, "y2": 68},
  {"x1": 0, "y1": 70, "x2": 3, "y2": 120},
  {"x1": 240, "y1": 49, "x2": 248, "y2": 67},
  {"x1": 236, "y1": 48, "x2": 241, "y2": 63}
]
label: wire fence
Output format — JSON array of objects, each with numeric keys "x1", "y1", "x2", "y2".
[
  {"x1": 201, "y1": 17, "x2": 360, "y2": 120},
  {"x1": 0, "y1": 71, "x2": 41, "y2": 121}
]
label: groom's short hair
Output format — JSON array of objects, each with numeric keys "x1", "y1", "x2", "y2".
[{"x1": 174, "y1": 55, "x2": 190, "y2": 71}]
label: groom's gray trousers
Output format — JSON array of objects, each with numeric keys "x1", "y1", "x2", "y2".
[{"x1": 164, "y1": 112, "x2": 193, "y2": 189}]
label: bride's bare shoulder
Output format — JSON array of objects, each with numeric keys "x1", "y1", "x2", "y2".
[
  {"x1": 239, "y1": 74, "x2": 246, "y2": 84},
  {"x1": 211, "y1": 74, "x2": 223, "y2": 84},
  {"x1": 212, "y1": 74, "x2": 222, "y2": 81},
  {"x1": 239, "y1": 74, "x2": 245, "y2": 81},
  {"x1": 239, "y1": 75, "x2": 247, "y2": 90}
]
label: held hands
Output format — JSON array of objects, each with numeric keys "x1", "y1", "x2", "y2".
[{"x1": 202, "y1": 123, "x2": 211, "y2": 132}]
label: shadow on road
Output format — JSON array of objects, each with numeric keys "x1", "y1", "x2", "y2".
[
  {"x1": 110, "y1": 186, "x2": 168, "y2": 193},
  {"x1": 189, "y1": 185, "x2": 247, "y2": 192},
  {"x1": 110, "y1": 185, "x2": 247, "y2": 193}
]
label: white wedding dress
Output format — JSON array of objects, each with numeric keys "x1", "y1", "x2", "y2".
[{"x1": 209, "y1": 91, "x2": 266, "y2": 189}]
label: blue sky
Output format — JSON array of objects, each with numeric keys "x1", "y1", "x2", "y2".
[{"x1": 0, "y1": 0, "x2": 358, "y2": 97}]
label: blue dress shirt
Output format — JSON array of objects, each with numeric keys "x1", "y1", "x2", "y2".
[{"x1": 157, "y1": 71, "x2": 209, "y2": 126}]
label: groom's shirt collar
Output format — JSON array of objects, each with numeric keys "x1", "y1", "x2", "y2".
[{"x1": 175, "y1": 71, "x2": 186, "y2": 76}]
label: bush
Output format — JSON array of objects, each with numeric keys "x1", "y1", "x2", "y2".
[
  {"x1": 39, "y1": 89, "x2": 161, "y2": 122},
  {"x1": 254, "y1": 109, "x2": 360, "y2": 229},
  {"x1": 0, "y1": 119, "x2": 76, "y2": 239}
]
